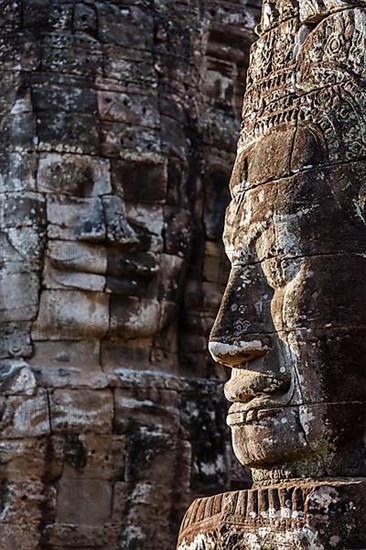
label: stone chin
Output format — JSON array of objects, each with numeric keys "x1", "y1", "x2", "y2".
[
  {"x1": 229, "y1": 405, "x2": 314, "y2": 470},
  {"x1": 227, "y1": 402, "x2": 338, "y2": 474},
  {"x1": 229, "y1": 400, "x2": 366, "y2": 477}
]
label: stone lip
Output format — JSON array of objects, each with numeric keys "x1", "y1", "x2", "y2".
[{"x1": 178, "y1": 479, "x2": 366, "y2": 549}]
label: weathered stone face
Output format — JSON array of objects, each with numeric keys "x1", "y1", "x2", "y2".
[
  {"x1": 1, "y1": 91, "x2": 179, "y2": 351},
  {"x1": 209, "y1": 0, "x2": 366, "y2": 479}
]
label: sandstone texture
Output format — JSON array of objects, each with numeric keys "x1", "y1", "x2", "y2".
[
  {"x1": 178, "y1": 0, "x2": 366, "y2": 547},
  {"x1": 0, "y1": 0, "x2": 259, "y2": 548}
]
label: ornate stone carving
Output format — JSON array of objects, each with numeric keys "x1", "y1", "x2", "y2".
[
  {"x1": 179, "y1": 480, "x2": 366, "y2": 548},
  {"x1": 178, "y1": 0, "x2": 366, "y2": 547},
  {"x1": 0, "y1": 0, "x2": 258, "y2": 547}
]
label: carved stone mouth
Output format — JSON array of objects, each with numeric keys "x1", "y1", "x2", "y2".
[
  {"x1": 226, "y1": 387, "x2": 295, "y2": 426},
  {"x1": 50, "y1": 254, "x2": 159, "y2": 278},
  {"x1": 227, "y1": 405, "x2": 282, "y2": 426}
]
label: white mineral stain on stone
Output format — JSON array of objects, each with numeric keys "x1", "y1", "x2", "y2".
[
  {"x1": 299, "y1": 525, "x2": 324, "y2": 549},
  {"x1": 123, "y1": 525, "x2": 145, "y2": 545},
  {"x1": 246, "y1": 533, "x2": 261, "y2": 549},
  {"x1": 209, "y1": 340, "x2": 269, "y2": 359},
  {"x1": 308, "y1": 486, "x2": 340, "y2": 512},
  {"x1": 329, "y1": 535, "x2": 340, "y2": 547},
  {"x1": 353, "y1": 198, "x2": 366, "y2": 224},
  {"x1": 130, "y1": 482, "x2": 152, "y2": 504},
  {"x1": 299, "y1": 406, "x2": 315, "y2": 436},
  {"x1": 123, "y1": 299, "x2": 160, "y2": 336},
  {"x1": 178, "y1": 534, "x2": 216, "y2": 550},
  {"x1": 200, "y1": 454, "x2": 225, "y2": 476}
]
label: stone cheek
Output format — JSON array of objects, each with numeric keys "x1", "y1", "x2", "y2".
[{"x1": 0, "y1": 0, "x2": 258, "y2": 548}]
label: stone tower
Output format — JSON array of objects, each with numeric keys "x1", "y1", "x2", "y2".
[
  {"x1": 0, "y1": 1, "x2": 258, "y2": 548},
  {"x1": 178, "y1": 0, "x2": 366, "y2": 548}
]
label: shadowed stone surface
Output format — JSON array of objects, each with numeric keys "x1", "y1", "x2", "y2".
[
  {"x1": 0, "y1": 0, "x2": 259, "y2": 548},
  {"x1": 178, "y1": 0, "x2": 366, "y2": 547}
]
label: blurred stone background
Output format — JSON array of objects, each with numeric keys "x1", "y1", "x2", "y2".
[{"x1": 0, "y1": 1, "x2": 259, "y2": 548}]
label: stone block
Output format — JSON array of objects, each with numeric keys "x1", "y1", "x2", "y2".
[
  {"x1": 41, "y1": 33, "x2": 103, "y2": 77},
  {"x1": 0, "y1": 359, "x2": 36, "y2": 396},
  {"x1": 100, "y1": 341, "x2": 152, "y2": 376},
  {"x1": 0, "y1": 480, "x2": 54, "y2": 525},
  {"x1": 111, "y1": 158, "x2": 167, "y2": 203},
  {"x1": 0, "y1": 437, "x2": 47, "y2": 481},
  {"x1": 29, "y1": 341, "x2": 108, "y2": 389},
  {"x1": 1, "y1": 112, "x2": 36, "y2": 149},
  {"x1": 0, "y1": 70, "x2": 21, "y2": 118},
  {"x1": 56, "y1": 468, "x2": 113, "y2": 525},
  {"x1": 0, "y1": 35, "x2": 41, "y2": 72},
  {"x1": 0, "y1": 191, "x2": 46, "y2": 229},
  {"x1": 125, "y1": 204, "x2": 164, "y2": 242},
  {"x1": 49, "y1": 389, "x2": 113, "y2": 434},
  {"x1": 1, "y1": 225, "x2": 45, "y2": 274},
  {"x1": 0, "y1": 322, "x2": 33, "y2": 360},
  {"x1": 37, "y1": 112, "x2": 99, "y2": 154},
  {"x1": 32, "y1": 82, "x2": 97, "y2": 114},
  {"x1": 46, "y1": 195, "x2": 103, "y2": 241},
  {"x1": 46, "y1": 240, "x2": 107, "y2": 275},
  {"x1": 112, "y1": 481, "x2": 129, "y2": 522},
  {"x1": 78, "y1": 434, "x2": 126, "y2": 480},
  {"x1": 157, "y1": 254, "x2": 184, "y2": 301},
  {"x1": 0, "y1": 522, "x2": 42, "y2": 550},
  {"x1": 32, "y1": 289, "x2": 109, "y2": 341},
  {"x1": 98, "y1": 90, "x2": 158, "y2": 127},
  {"x1": 203, "y1": 242, "x2": 229, "y2": 285},
  {"x1": 38, "y1": 153, "x2": 111, "y2": 196},
  {"x1": 202, "y1": 281, "x2": 225, "y2": 312},
  {"x1": 163, "y1": 206, "x2": 192, "y2": 258},
  {"x1": 100, "y1": 122, "x2": 160, "y2": 158},
  {"x1": 106, "y1": 247, "x2": 159, "y2": 298},
  {"x1": 0, "y1": 390, "x2": 50, "y2": 438},
  {"x1": 43, "y1": 259, "x2": 105, "y2": 292},
  {"x1": 97, "y1": 4, "x2": 153, "y2": 50},
  {"x1": 41, "y1": 523, "x2": 120, "y2": 547},
  {"x1": 160, "y1": 114, "x2": 189, "y2": 160},
  {"x1": 0, "y1": 151, "x2": 38, "y2": 192},
  {"x1": 0, "y1": 1, "x2": 21, "y2": 30},
  {"x1": 74, "y1": 2, "x2": 97, "y2": 36},
  {"x1": 109, "y1": 295, "x2": 160, "y2": 340},
  {"x1": 23, "y1": 0, "x2": 73, "y2": 31},
  {"x1": 102, "y1": 46, "x2": 156, "y2": 86},
  {"x1": 114, "y1": 386, "x2": 180, "y2": 435},
  {"x1": 0, "y1": 272, "x2": 41, "y2": 323}
]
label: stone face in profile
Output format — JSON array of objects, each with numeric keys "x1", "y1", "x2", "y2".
[
  {"x1": 0, "y1": 1, "x2": 258, "y2": 547},
  {"x1": 178, "y1": 0, "x2": 366, "y2": 547},
  {"x1": 209, "y1": 1, "x2": 366, "y2": 481}
]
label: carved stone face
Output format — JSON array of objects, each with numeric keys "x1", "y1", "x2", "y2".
[
  {"x1": 0, "y1": 7, "x2": 191, "y2": 365},
  {"x1": 32, "y1": 152, "x2": 175, "y2": 343},
  {"x1": 0, "y1": 134, "x2": 184, "y2": 354},
  {"x1": 209, "y1": 2, "x2": 366, "y2": 478}
]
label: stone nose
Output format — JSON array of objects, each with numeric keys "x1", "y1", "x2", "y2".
[
  {"x1": 208, "y1": 339, "x2": 269, "y2": 368},
  {"x1": 208, "y1": 264, "x2": 273, "y2": 368},
  {"x1": 75, "y1": 197, "x2": 106, "y2": 242},
  {"x1": 76, "y1": 196, "x2": 138, "y2": 246}
]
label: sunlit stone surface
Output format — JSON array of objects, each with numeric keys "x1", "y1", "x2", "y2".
[{"x1": 178, "y1": 0, "x2": 366, "y2": 547}]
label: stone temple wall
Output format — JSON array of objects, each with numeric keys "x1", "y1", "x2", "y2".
[{"x1": 0, "y1": 1, "x2": 259, "y2": 548}]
